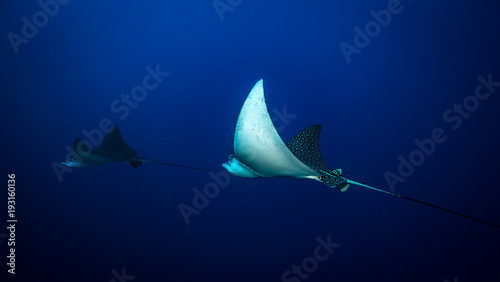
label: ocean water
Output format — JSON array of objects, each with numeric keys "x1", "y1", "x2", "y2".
[{"x1": 1, "y1": 1, "x2": 500, "y2": 281}]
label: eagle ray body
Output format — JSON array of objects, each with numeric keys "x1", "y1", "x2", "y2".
[
  {"x1": 223, "y1": 79, "x2": 350, "y2": 191},
  {"x1": 62, "y1": 125, "x2": 144, "y2": 168}
]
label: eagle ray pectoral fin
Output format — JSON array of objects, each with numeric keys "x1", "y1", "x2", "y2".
[{"x1": 224, "y1": 79, "x2": 319, "y2": 179}]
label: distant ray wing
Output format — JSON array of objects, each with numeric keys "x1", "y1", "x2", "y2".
[
  {"x1": 94, "y1": 125, "x2": 140, "y2": 162},
  {"x1": 286, "y1": 124, "x2": 349, "y2": 191},
  {"x1": 285, "y1": 124, "x2": 329, "y2": 170}
]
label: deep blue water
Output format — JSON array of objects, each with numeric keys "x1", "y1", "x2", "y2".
[{"x1": 1, "y1": 1, "x2": 500, "y2": 281}]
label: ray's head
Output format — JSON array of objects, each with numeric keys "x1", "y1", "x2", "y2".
[
  {"x1": 61, "y1": 156, "x2": 85, "y2": 168},
  {"x1": 222, "y1": 154, "x2": 259, "y2": 178}
]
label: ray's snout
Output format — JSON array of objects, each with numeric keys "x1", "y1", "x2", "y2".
[{"x1": 222, "y1": 154, "x2": 259, "y2": 178}]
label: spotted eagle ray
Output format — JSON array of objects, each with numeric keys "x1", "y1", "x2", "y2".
[
  {"x1": 62, "y1": 125, "x2": 216, "y2": 172},
  {"x1": 222, "y1": 79, "x2": 500, "y2": 228},
  {"x1": 62, "y1": 125, "x2": 145, "y2": 168},
  {"x1": 223, "y1": 79, "x2": 371, "y2": 192}
]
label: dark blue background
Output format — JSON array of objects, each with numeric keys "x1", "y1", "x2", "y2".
[{"x1": 1, "y1": 0, "x2": 499, "y2": 281}]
